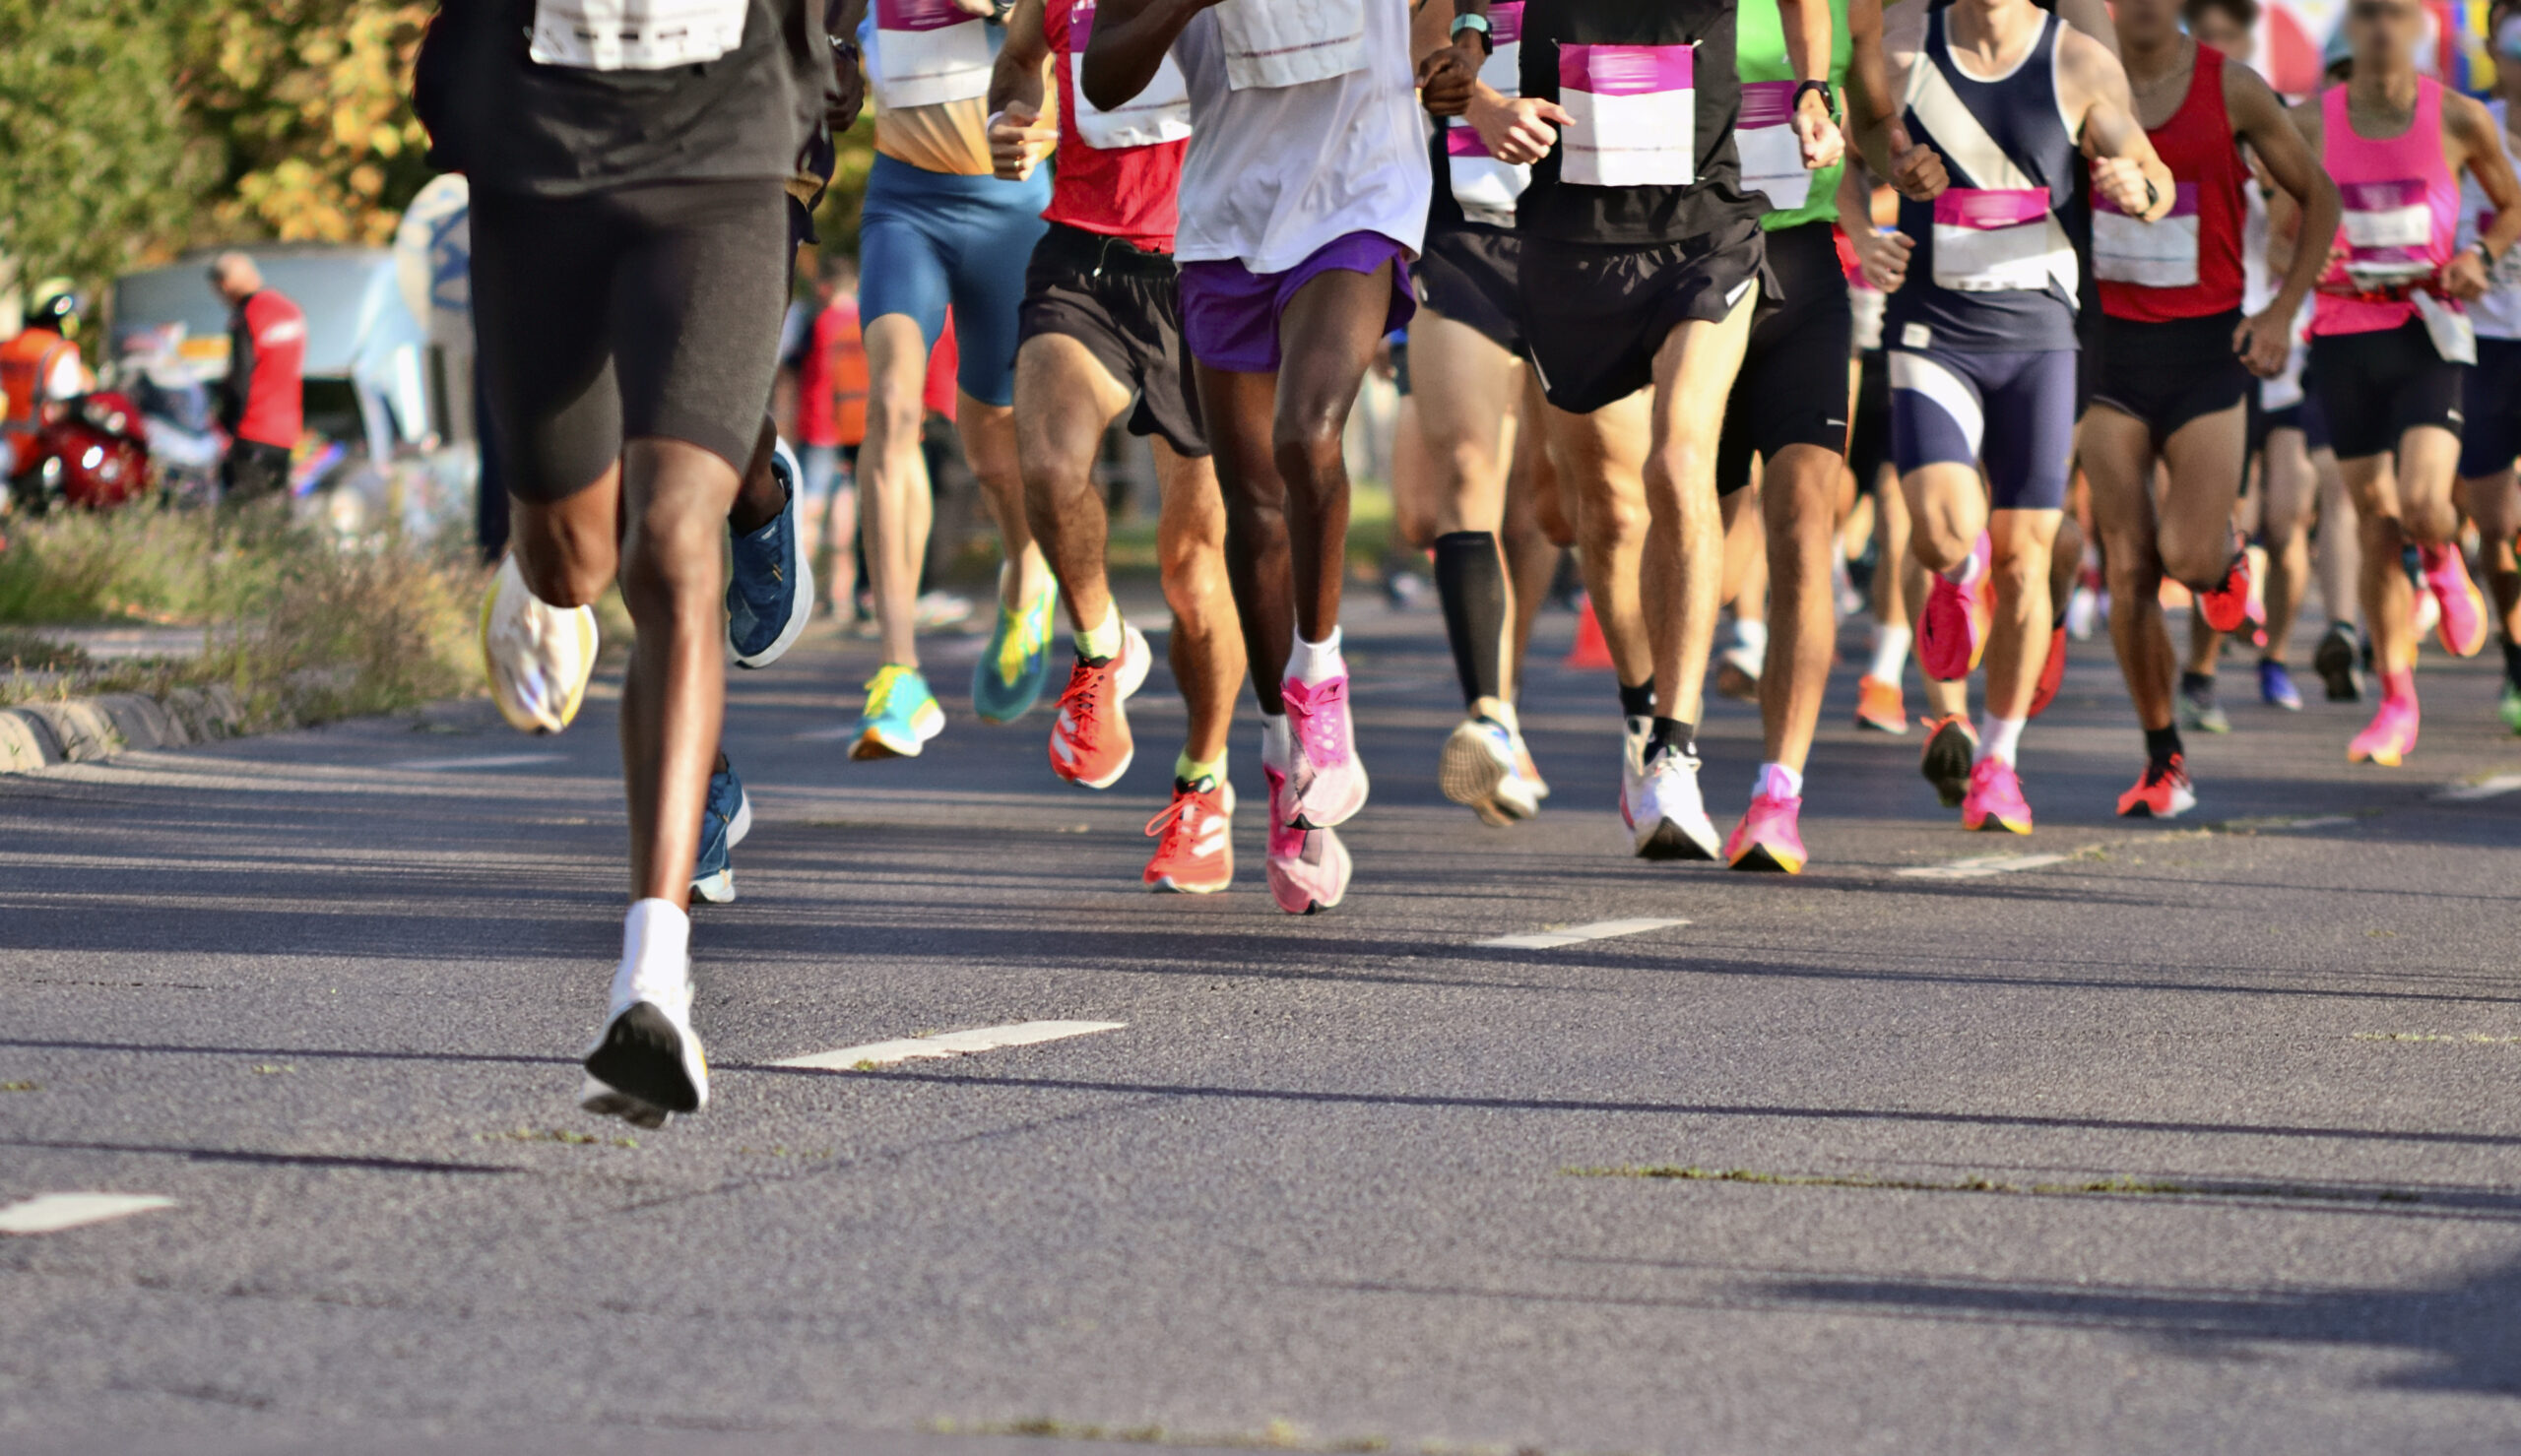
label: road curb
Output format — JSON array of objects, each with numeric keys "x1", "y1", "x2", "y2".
[{"x1": 0, "y1": 682, "x2": 247, "y2": 775}]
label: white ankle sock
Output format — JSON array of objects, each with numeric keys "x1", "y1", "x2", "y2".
[
  {"x1": 1946, "y1": 552, "x2": 1985, "y2": 587},
  {"x1": 1260, "y1": 713, "x2": 1292, "y2": 771},
  {"x1": 1075, "y1": 602, "x2": 1123, "y2": 662},
  {"x1": 614, "y1": 898, "x2": 690, "y2": 1006},
  {"x1": 1978, "y1": 715, "x2": 2027, "y2": 766},
  {"x1": 1731, "y1": 617, "x2": 1768, "y2": 657},
  {"x1": 1753, "y1": 761, "x2": 1804, "y2": 800},
  {"x1": 1288, "y1": 629, "x2": 1344, "y2": 685},
  {"x1": 1869, "y1": 625, "x2": 1912, "y2": 680}
]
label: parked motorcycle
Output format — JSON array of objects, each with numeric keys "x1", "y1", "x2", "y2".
[{"x1": 6, "y1": 391, "x2": 153, "y2": 513}]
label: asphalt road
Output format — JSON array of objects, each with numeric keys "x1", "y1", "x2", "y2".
[{"x1": 5, "y1": 591, "x2": 2519, "y2": 1456}]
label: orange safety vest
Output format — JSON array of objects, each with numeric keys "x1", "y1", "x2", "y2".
[{"x1": 0, "y1": 327, "x2": 77, "y2": 427}]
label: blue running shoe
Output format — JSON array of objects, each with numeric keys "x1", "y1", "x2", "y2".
[
  {"x1": 851, "y1": 664, "x2": 946, "y2": 760},
  {"x1": 972, "y1": 582, "x2": 1057, "y2": 724},
  {"x1": 691, "y1": 759, "x2": 752, "y2": 906},
  {"x1": 2258, "y1": 659, "x2": 2302, "y2": 711},
  {"x1": 727, "y1": 438, "x2": 814, "y2": 669}
]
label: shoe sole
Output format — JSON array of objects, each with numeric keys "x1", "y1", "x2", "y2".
[
  {"x1": 1147, "y1": 872, "x2": 1232, "y2": 895},
  {"x1": 1920, "y1": 728, "x2": 1975, "y2": 808},
  {"x1": 2313, "y1": 637, "x2": 2362, "y2": 702},
  {"x1": 731, "y1": 551, "x2": 816, "y2": 669},
  {"x1": 1727, "y1": 843, "x2": 1804, "y2": 873},
  {"x1": 1635, "y1": 818, "x2": 1719, "y2": 861},
  {"x1": 480, "y1": 574, "x2": 598, "y2": 735},
  {"x1": 582, "y1": 1002, "x2": 704, "y2": 1115},
  {"x1": 1967, "y1": 812, "x2": 2033, "y2": 835},
  {"x1": 1855, "y1": 713, "x2": 1909, "y2": 734},
  {"x1": 850, "y1": 705, "x2": 945, "y2": 761},
  {"x1": 2350, "y1": 744, "x2": 2408, "y2": 767},
  {"x1": 1438, "y1": 728, "x2": 1516, "y2": 825}
]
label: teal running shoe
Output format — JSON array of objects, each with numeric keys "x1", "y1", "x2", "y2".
[
  {"x1": 972, "y1": 584, "x2": 1057, "y2": 724},
  {"x1": 850, "y1": 665, "x2": 945, "y2": 760}
]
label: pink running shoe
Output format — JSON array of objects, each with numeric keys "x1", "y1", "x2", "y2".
[
  {"x1": 1263, "y1": 763, "x2": 1352, "y2": 914},
  {"x1": 1723, "y1": 792, "x2": 1807, "y2": 873},
  {"x1": 2420, "y1": 544, "x2": 2489, "y2": 659},
  {"x1": 2347, "y1": 692, "x2": 2421, "y2": 766},
  {"x1": 1919, "y1": 561, "x2": 1987, "y2": 682},
  {"x1": 1961, "y1": 759, "x2": 2034, "y2": 835},
  {"x1": 1280, "y1": 673, "x2": 1369, "y2": 829}
]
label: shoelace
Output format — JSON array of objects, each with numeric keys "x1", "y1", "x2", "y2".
[
  {"x1": 1143, "y1": 789, "x2": 1211, "y2": 846},
  {"x1": 1058, "y1": 659, "x2": 1106, "y2": 734},
  {"x1": 1285, "y1": 678, "x2": 1349, "y2": 767},
  {"x1": 866, "y1": 666, "x2": 917, "y2": 718}
]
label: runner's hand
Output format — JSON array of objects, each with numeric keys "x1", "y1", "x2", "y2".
[
  {"x1": 1885, "y1": 120, "x2": 1946, "y2": 201},
  {"x1": 2439, "y1": 247, "x2": 2490, "y2": 302},
  {"x1": 2231, "y1": 305, "x2": 2293, "y2": 378},
  {"x1": 2091, "y1": 156, "x2": 2153, "y2": 220},
  {"x1": 1417, "y1": 46, "x2": 1478, "y2": 116},
  {"x1": 1475, "y1": 95, "x2": 1571, "y2": 166},
  {"x1": 1848, "y1": 227, "x2": 1914, "y2": 293},
  {"x1": 1795, "y1": 95, "x2": 1843, "y2": 172},
  {"x1": 826, "y1": 38, "x2": 865, "y2": 132},
  {"x1": 988, "y1": 101, "x2": 1055, "y2": 182}
]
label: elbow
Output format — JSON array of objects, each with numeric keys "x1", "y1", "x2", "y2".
[{"x1": 1078, "y1": 62, "x2": 1129, "y2": 113}]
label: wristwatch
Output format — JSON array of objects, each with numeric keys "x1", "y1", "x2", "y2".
[
  {"x1": 1450, "y1": 13, "x2": 1494, "y2": 53},
  {"x1": 988, "y1": 0, "x2": 1015, "y2": 23},
  {"x1": 1792, "y1": 79, "x2": 1836, "y2": 120}
]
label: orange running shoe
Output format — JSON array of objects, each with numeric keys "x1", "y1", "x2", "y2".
[
  {"x1": 2194, "y1": 547, "x2": 2253, "y2": 635},
  {"x1": 2115, "y1": 755, "x2": 2196, "y2": 819},
  {"x1": 1854, "y1": 674, "x2": 1908, "y2": 733},
  {"x1": 1047, "y1": 625, "x2": 1151, "y2": 789},
  {"x1": 2420, "y1": 543, "x2": 2489, "y2": 659},
  {"x1": 1143, "y1": 779, "x2": 1235, "y2": 894},
  {"x1": 2028, "y1": 622, "x2": 2067, "y2": 719}
]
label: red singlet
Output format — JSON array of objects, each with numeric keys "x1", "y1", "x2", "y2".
[
  {"x1": 2098, "y1": 44, "x2": 2248, "y2": 323},
  {"x1": 1042, "y1": 0, "x2": 1188, "y2": 253}
]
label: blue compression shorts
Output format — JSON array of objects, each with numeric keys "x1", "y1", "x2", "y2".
[
  {"x1": 858, "y1": 153, "x2": 1051, "y2": 409},
  {"x1": 1888, "y1": 346, "x2": 2077, "y2": 512}
]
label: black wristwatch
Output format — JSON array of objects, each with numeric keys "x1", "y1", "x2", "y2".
[
  {"x1": 2142, "y1": 175, "x2": 2163, "y2": 214},
  {"x1": 988, "y1": 0, "x2": 1015, "y2": 23},
  {"x1": 1793, "y1": 79, "x2": 1836, "y2": 120}
]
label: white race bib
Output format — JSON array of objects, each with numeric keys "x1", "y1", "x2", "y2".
[
  {"x1": 2412, "y1": 288, "x2": 2478, "y2": 364},
  {"x1": 531, "y1": 0, "x2": 747, "y2": 70},
  {"x1": 1068, "y1": 0, "x2": 1191, "y2": 149},
  {"x1": 1735, "y1": 80, "x2": 1809, "y2": 213},
  {"x1": 2093, "y1": 182, "x2": 2200, "y2": 288},
  {"x1": 1932, "y1": 187, "x2": 2069, "y2": 293},
  {"x1": 874, "y1": 0, "x2": 993, "y2": 109},
  {"x1": 2339, "y1": 177, "x2": 2436, "y2": 287},
  {"x1": 1558, "y1": 42, "x2": 1695, "y2": 189},
  {"x1": 1445, "y1": 2, "x2": 1528, "y2": 212},
  {"x1": 1213, "y1": 0, "x2": 1365, "y2": 91}
]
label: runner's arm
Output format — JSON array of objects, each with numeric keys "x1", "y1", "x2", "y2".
[
  {"x1": 985, "y1": 0, "x2": 1057, "y2": 181},
  {"x1": 2052, "y1": 0, "x2": 2119, "y2": 59},
  {"x1": 2226, "y1": 59, "x2": 2338, "y2": 374},
  {"x1": 1078, "y1": 0, "x2": 1213, "y2": 112},
  {"x1": 1419, "y1": 1, "x2": 1491, "y2": 115},
  {"x1": 1778, "y1": 0, "x2": 1844, "y2": 169},
  {"x1": 2062, "y1": 30, "x2": 2173, "y2": 222},
  {"x1": 1843, "y1": 0, "x2": 1945, "y2": 199},
  {"x1": 827, "y1": 0, "x2": 869, "y2": 130},
  {"x1": 2445, "y1": 91, "x2": 2521, "y2": 299},
  {"x1": 1836, "y1": 161, "x2": 1916, "y2": 291}
]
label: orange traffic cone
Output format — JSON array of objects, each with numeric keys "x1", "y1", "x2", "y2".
[{"x1": 1566, "y1": 595, "x2": 1614, "y2": 669}]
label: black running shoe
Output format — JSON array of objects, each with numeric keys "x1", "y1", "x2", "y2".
[{"x1": 2313, "y1": 621, "x2": 2364, "y2": 703}]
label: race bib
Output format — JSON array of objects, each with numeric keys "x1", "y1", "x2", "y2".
[
  {"x1": 1558, "y1": 42, "x2": 1695, "y2": 189},
  {"x1": 2412, "y1": 288, "x2": 2477, "y2": 364},
  {"x1": 1932, "y1": 187, "x2": 2067, "y2": 292},
  {"x1": 2093, "y1": 182, "x2": 2200, "y2": 288},
  {"x1": 1735, "y1": 80, "x2": 1809, "y2": 213},
  {"x1": 2339, "y1": 178, "x2": 2436, "y2": 286},
  {"x1": 1213, "y1": 0, "x2": 1365, "y2": 92},
  {"x1": 875, "y1": 0, "x2": 993, "y2": 109},
  {"x1": 1068, "y1": 1, "x2": 1191, "y2": 149},
  {"x1": 1445, "y1": 2, "x2": 1527, "y2": 212},
  {"x1": 530, "y1": 0, "x2": 747, "y2": 70}
]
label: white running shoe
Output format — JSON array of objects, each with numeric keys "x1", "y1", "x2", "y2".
[
  {"x1": 1625, "y1": 741, "x2": 1720, "y2": 861},
  {"x1": 1617, "y1": 714, "x2": 1651, "y2": 826},
  {"x1": 582, "y1": 957, "x2": 707, "y2": 1124},
  {"x1": 1440, "y1": 716, "x2": 1529, "y2": 826},
  {"x1": 481, "y1": 553, "x2": 599, "y2": 735}
]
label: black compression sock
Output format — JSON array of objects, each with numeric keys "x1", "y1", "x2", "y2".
[
  {"x1": 2178, "y1": 669, "x2": 2215, "y2": 696},
  {"x1": 1648, "y1": 717, "x2": 1698, "y2": 762},
  {"x1": 1619, "y1": 678, "x2": 1657, "y2": 720},
  {"x1": 2144, "y1": 725, "x2": 2183, "y2": 769},
  {"x1": 1433, "y1": 531, "x2": 1508, "y2": 709},
  {"x1": 2505, "y1": 637, "x2": 2521, "y2": 689}
]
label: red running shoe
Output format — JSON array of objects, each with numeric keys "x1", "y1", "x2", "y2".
[
  {"x1": 1143, "y1": 779, "x2": 1235, "y2": 894},
  {"x1": 2195, "y1": 547, "x2": 2253, "y2": 635},
  {"x1": 2028, "y1": 622, "x2": 2067, "y2": 719},
  {"x1": 1047, "y1": 624, "x2": 1151, "y2": 789},
  {"x1": 2115, "y1": 756, "x2": 2196, "y2": 819},
  {"x1": 1919, "y1": 570, "x2": 1986, "y2": 681}
]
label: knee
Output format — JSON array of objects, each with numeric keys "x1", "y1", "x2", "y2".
[
  {"x1": 1159, "y1": 535, "x2": 1230, "y2": 616},
  {"x1": 1579, "y1": 487, "x2": 1648, "y2": 550},
  {"x1": 1987, "y1": 546, "x2": 2045, "y2": 603},
  {"x1": 517, "y1": 550, "x2": 611, "y2": 611},
  {"x1": 618, "y1": 505, "x2": 722, "y2": 607},
  {"x1": 2160, "y1": 538, "x2": 2230, "y2": 592},
  {"x1": 1269, "y1": 418, "x2": 1345, "y2": 491}
]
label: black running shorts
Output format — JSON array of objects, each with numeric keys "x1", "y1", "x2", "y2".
[
  {"x1": 1519, "y1": 219, "x2": 1771, "y2": 416},
  {"x1": 1716, "y1": 221, "x2": 1855, "y2": 491},
  {"x1": 1017, "y1": 222, "x2": 1209, "y2": 458},
  {"x1": 2308, "y1": 319, "x2": 2468, "y2": 461},
  {"x1": 470, "y1": 179, "x2": 789, "y2": 503},
  {"x1": 2090, "y1": 310, "x2": 2254, "y2": 447},
  {"x1": 1415, "y1": 222, "x2": 1524, "y2": 356},
  {"x1": 2458, "y1": 336, "x2": 2521, "y2": 478},
  {"x1": 1848, "y1": 348, "x2": 1891, "y2": 492}
]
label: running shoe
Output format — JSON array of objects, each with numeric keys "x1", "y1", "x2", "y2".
[
  {"x1": 1281, "y1": 672, "x2": 1368, "y2": 829},
  {"x1": 2194, "y1": 547, "x2": 2253, "y2": 635},
  {"x1": 2313, "y1": 621, "x2": 2364, "y2": 702},
  {"x1": 1262, "y1": 763, "x2": 1350, "y2": 914},
  {"x1": 1048, "y1": 622, "x2": 1153, "y2": 789},
  {"x1": 1512, "y1": 728, "x2": 1551, "y2": 800},
  {"x1": 1961, "y1": 758, "x2": 2034, "y2": 834},
  {"x1": 690, "y1": 760, "x2": 753, "y2": 906},
  {"x1": 1144, "y1": 778, "x2": 1235, "y2": 894},
  {"x1": 2177, "y1": 675, "x2": 2230, "y2": 734},
  {"x1": 2028, "y1": 623, "x2": 2067, "y2": 719},
  {"x1": 2259, "y1": 660, "x2": 2303, "y2": 711},
  {"x1": 727, "y1": 439, "x2": 815, "y2": 668},
  {"x1": 1625, "y1": 741, "x2": 1721, "y2": 861},
  {"x1": 2499, "y1": 679, "x2": 2521, "y2": 735},
  {"x1": 1918, "y1": 714, "x2": 1978, "y2": 808},
  {"x1": 582, "y1": 958, "x2": 706, "y2": 1125},
  {"x1": 850, "y1": 664, "x2": 945, "y2": 760},
  {"x1": 1854, "y1": 674, "x2": 1908, "y2": 733},
  {"x1": 2347, "y1": 693, "x2": 2420, "y2": 766},
  {"x1": 1617, "y1": 714, "x2": 1651, "y2": 824},
  {"x1": 1715, "y1": 642, "x2": 1762, "y2": 702},
  {"x1": 481, "y1": 553, "x2": 598, "y2": 735},
  {"x1": 1722, "y1": 791, "x2": 1806, "y2": 874},
  {"x1": 1919, "y1": 567, "x2": 1987, "y2": 681},
  {"x1": 1440, "y1": 715, "x2": 1536, "y2": 826},
  {"x1": 2420, "y1": 544, "x2": 2489, "y2": 659},
  {"x1": 2115, "y1": 756, "x2": 2197, "y2": 819},
  {"x1": 973, "y1": 582, "x2": 1058, "y2": 724}
]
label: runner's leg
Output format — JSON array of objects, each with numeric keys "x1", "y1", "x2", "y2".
[{"x1": 1272, "y1": 265, "x2": 1391, "y2": 646}]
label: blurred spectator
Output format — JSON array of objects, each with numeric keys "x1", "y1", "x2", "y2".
[
  {"x1": 0, "y1": 282, "x2": 90, "y2": 475},
  {"x1": 211, "y1": 252, "x2": 305, "y2": 506},
  {"x1": 785, "y1": 254, "x2": 871, "y2": 614}
]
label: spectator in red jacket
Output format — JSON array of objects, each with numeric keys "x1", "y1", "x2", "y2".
[{"x1": 211, "y1": 253, "x2": 305, "y2": 506}]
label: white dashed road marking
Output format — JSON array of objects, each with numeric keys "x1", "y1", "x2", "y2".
[
  {"x1": 386, "y1": 753, "x2": 568, "y2": 771},
  {"x1": 2438, "y1": 774, "x2": 2521, "y2": 801},
  {"x1": 1899, "y1": 853, "x2": 2068, "y2": 880},
  {"x1": 775, "y1": 1020, "x2": 1127, "y2": 1071},
  {"x1": 1477, "y1": 918, "x2": 1689, "y2": 950},
  {"x1": 0, "y1": 1193, "x2": 176, "y2": 1235}
]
